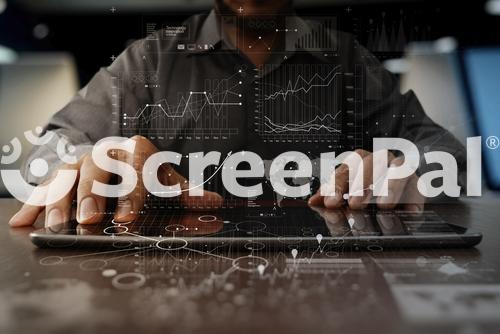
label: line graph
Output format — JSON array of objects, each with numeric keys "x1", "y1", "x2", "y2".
[
  {"x1": 128, "y1": 92, "x2": 242, "y2": 122},
  {"x1": 255, "y1": 64, "x2": 343, "y2": 142},
  {"x1": 122, "y1": 70, "x2": 244, "y2": 140},
  {"x1": 264, "y1": 65, "x2": 341, "y2": 101},
  {"x1": 263, "y1": 112, "x2": 342, "y2": 134}
]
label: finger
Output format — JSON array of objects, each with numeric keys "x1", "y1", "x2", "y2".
[
  {"x1": 402, "y1": 174, "x2": 425, "y2": 213},
  {"x1": 9, "y1": 179, "x2": 51, "y2": 227},
  {"x1": 324, "y1": 149, "x2": 369, "y2": 209},
  {"x1": 45, "y1": 164, "x2": 79, "y2": 227},
  {"x1": 77, "y1": 154, "x2": 111, "y2": 224},
  {"x1": 156, "y1": 158, "x2": 223, "y2": 210},
  {"x1": 344, "y1": 207, "x2": 374, "y2": 236},
  {"x1": 376, "y1": 212, "x2": 406, "y2": 235},
  {"x1": 114, "y1": 135, "x2": 166, "y2": 221},
  {"x1": 9, "y1": 203, "x2": 45, "y2": 227},
  {"x1": 160, "y1": 162, "x2": 189, "y2": 190},
  {"x1": 310, "y1": 206, "x2": 349, "y2": 236},
  {"x1": 10, "y1": 160, "x2": 80, "y2": 227},
  {"x1": 348, "y1": 153, "x2": 374, "y2": 209},
  {"x1": 323, "y1": 164, "x2": 349, "y2": 208},
  {"x1": 376, "y1": 156, "x2": 411, "y2": 210},
  {"x1": 307, "y1": 189, "x2": 323, "y2": 206},
  {"x1": 45, "y1": 186, "x2": 76, "y2": 227}
]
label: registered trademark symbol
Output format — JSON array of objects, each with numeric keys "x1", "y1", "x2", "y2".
[{"x1": 486, "y1": 136, "x2": 499, "y2": 150}]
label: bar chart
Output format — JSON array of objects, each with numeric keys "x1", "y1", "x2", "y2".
[{"x1": 287, "y1": 17, "x2": 338, "y2": 52}]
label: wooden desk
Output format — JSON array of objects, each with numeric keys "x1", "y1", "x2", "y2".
[{"x1": 1, "y1": 197, "x2": 500, "y2": 334}]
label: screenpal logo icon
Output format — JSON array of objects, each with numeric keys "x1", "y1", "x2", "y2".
[{"x1": 1, "y1": 127, "x2": 78, "y2": 206}]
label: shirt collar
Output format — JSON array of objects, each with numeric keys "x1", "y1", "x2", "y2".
[{"x1": 190, "y1": 10, "x2": 225, "y2": 54}]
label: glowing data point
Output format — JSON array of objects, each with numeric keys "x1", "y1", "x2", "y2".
[
  {"x1": 257, "y1": 264, "x2": 265, "y2": 275},
  {"x1": 316, "y1": 234, "x2": 323, "y2": 244},
  {"x1": 102, "y1": 269, "x2": 117, "y2": 277},
  {"x1": 291, "y1": 248, "x2": 298, "y2": 259}
]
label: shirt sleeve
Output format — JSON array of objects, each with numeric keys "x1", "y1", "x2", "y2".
[
  {"x1": 21, "y1": 40, "x2": 150, "y2": 185},
  {"x1": 351, "y1": 38, "x2": 467, "y2": 188}
]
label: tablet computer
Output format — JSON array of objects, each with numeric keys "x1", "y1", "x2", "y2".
[{"x1": 30, "y1": 205, "x2": 482, "y2": 250}]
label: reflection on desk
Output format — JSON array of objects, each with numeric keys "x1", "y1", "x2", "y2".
[{"x1": 1, "y1": 197, "x2": 500, "y2": 334}]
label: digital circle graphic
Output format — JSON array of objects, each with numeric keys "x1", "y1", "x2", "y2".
[
  {"x1": 103, "y1": 225, "x2": 128, "y2": 235},
  {"x1": 367, "y1": 244, "x2": 383, "y2": 252},
  {"x1": 325, "y1": 251, "x2": 340, "y2": 258},
  {"x1": 232, "y1": 255, "x2": 269, "y2": 273},
  {"x1": 112, "y1": 240, "x2": 133, "y2": 248},
  {"x1": 79, "y1": 259, "x2": 107, "y2": 271},
  {"x1": 39, "y1": 256, "x2": 63, "y2": 266},
  {"x1": 244, "y1": 241, "x2": 266, "y2": 251},
  {"x1": 111, "y1": 218, "x2": 133, "y2": 225},
  {"x1": 236, "y1": 221, "x2": 266, "y2": 232},
  {"x1": 165, "y1": 224, "x2": 186, "y2": 232},
  {"x1": 155, "y1": 238, "x2": 188, "y2": 251},
  {"x1": 29, "y1": 158, "x2": 49, "y2": 177},
  {"x1": 197, "y1": 215, "x2": 218, "y2": 223},
  {"x1": 111, "y1": 273, "x2": 146, "y2": 290}
]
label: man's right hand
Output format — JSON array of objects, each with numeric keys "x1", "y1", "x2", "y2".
[{"x1": 9, "y1": 135, "x2": 223, "y2": 228}]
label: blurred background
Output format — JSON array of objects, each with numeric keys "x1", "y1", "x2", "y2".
[
  {"x1": 2, "y1": 0, "x2": 500, "y2": 85},
  {"x1": 0, "y1": 0, "x2": 500, "y2": 90},
  {"x1": 1, "y1": 0, "x2": 500, "y2": 195}
]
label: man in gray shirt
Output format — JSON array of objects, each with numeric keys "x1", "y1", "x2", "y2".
[{"x1": 9, "y1": 0, "x2": 465, "y2": 228}]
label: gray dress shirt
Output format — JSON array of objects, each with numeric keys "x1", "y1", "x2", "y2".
[{"x1": 22, "y1": 10, "x2": 466, "y2": 194}]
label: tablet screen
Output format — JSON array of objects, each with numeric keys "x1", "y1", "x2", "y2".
[{"x1": 39, "y1": 206, "x2": 467, "y2": 240}]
